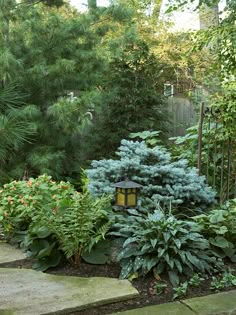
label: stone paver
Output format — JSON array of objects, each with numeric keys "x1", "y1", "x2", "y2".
[
  {"x1": 113, "y1": 301, "x2": 195, "y2": 315},
  {"x1": 0, "y1": 268, "x2": 139, "y2": 315},
  {"x1": 0, "y1": 241, "x2": 26, "y2": 264},
  {"x1": 114, "y1": 290, "x2": 236, "y2": 315},
  {"x1": 183, "y1": 290, "x2": 236, "y2": 315}
]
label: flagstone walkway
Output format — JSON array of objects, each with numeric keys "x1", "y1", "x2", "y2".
[
  {"x1": 113, "y1": 290, "x2": 236, "y2": 315},
  {"x1": 0, "y1": 241, "x2": 138, "y2": 315},
  {"x1": 0, "y1": 268, "x2": 138, "y2": 315},
  {"x1": 0, "y1": 241, "x2": 26, "y2": 264},
  {"x1": 2, "y1": 241, "x2": 236, "y2": 315}
]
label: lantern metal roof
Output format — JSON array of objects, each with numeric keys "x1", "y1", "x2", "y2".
[{"x1": 112, "y1": 179, "x2": 142, "y2": 189}]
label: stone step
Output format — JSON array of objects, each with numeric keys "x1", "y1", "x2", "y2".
[
  {"x1": 0, "y1": 268, "x2": 139, "y2": 315},
  {"x1": 0, "y1": 241, "x2": 26, "y2": 264},
  {"x1": 113, "y1": 289, "x2": 236, "y2": 315}
]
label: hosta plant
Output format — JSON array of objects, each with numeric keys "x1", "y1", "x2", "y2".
[
  {"x1": 194, "y1": 199, "x2": 236, "y2": 262},
  {"x1": 111, "y1": 208, "x2": 222, "y2": 286},
  {"x1": 22, "y1": 225, "x2": 62, "y2": 271}
]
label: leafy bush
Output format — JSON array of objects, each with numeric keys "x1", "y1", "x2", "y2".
[
  {"x1": 38, "y1": 192, "x2": 112, "y2": 265},
  {"x1": 111, "y1": 208, "x2": 222, "y2": 286},
  {"x1": 194, "y1": 199, "x2": 236, "y2": 262},
  {"x1": 0, "y1": 175, "x2": 112, "y2": 269},
  {"x1": 0, "y1": 175, "x2": 75, "y2": 240},
  {"x1": 88, "y1": 140, "x2": 216, "y2": 212}
]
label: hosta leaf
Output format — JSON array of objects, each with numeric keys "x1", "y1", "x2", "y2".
[
  {"x1": 168, "y1": 270, "x2": 179, "y2": 286},
  {"x1": 153, "y1": 263, "x2": 165, "y2": 277},
  {"x1": 164, "y1": 253, "x2": 170, "y2": 264},
  {"x1": 150, "y1": 239, "x2": 158, "y2": 248},
  {"x1": 34, "y1": 227, "x2": 52, "y2": 238},
  {"x1": 167, "y1": 259, "x2": 174, "y2": 269},
  {"x1": 209, "y1": 236, "x2": 230, "y2": 248},
  {"x1": 37, "y1": 242, "x2": 55, "y2": 259},
  {"x1": 147, "y1": 257, "x2": 158, "y2": 271},
  {"x1": 216, "y1": 226, "x2": 228, "y2": 235},
  {"x1": 173, "y1": 239, "x2": 181, "y2": 249},
  {"x1": 29, "y1": 239, "x2": 49, "y2": 255},
  {"x1": 186, "y1": 252, "x2": 200, "y2": 268},
  {"x1": 179, "y1": 251, "x2": 186, "y2": 263},
  {"x1": 200, "y1": 260, "x2": 212, "y2": 273},
  {"x1": 209, "y1": 211, "x2": 225, "y2": 224},
  {"x1": 174, "y1": 259, "x2": 183, "y2": 273},
  {"x1": 187, "y1": 233, "x2": 203, "y2": 240},
  {"x1": 223, "y1": 247, "x2": 236, "y2": 258},
  {"x1": 82, "y1": 239, "x2": 111, "y2": 265},
  {"x1": 139, "y1": 243, "x2": 152, "y2": 254},
  {"x1": 163, "y1": 232, "x2": 171, "y2": 242},
  {"x1": 158, "y1": 248, "x2": 165, "y2": 258},
  {"x1": 117, "y1": 246, "x2": 138, "y2": 260},
  {"x1": 120, "y1": 259, "x2": 133, "y2": 279},
  {"x1": 32, "y1": 249, "x2": 61, "y2": 271},
  {"x1": 123, "y1": 237, "x2": 139, "y2": 248}
]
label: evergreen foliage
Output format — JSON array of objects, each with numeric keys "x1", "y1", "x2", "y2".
[
  {"x1": 77, "y1": 19, "x2": 169, "y2": 162},
  {"x1": 0, "y1": 0, "x2": 169, "y2": 182},
  {"x1": 0, "y1": 85, "x2": 37, "y2": 184},
  {"x1": 88, "y1": 140, "x2": 216, "y2": 211},
  {"x1": 0, "y1": 1, "x2": 106, "y2": 181}
]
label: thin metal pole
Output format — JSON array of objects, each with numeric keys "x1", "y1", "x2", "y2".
[
  {"x1": 198, "y1": 103, "x2": 204, "y2": 176},
  {"x1": 213, "y1": 122, "x2": 218, "y2": 190},
  {"x1": 206, "y1": 117, "x2": 211, "y2": 184},
  {"x1": 226, "y1": 138, "x2": 231, "y2": 200},
  {"x1": 234, "y1": 175, "x2": 236, "y2": 199},
  {"x1": 220, "y1": 142, "x2": 225, "y2": 205}
]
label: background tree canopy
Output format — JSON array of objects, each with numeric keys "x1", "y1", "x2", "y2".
[{"x1": 0, "y1": 0, "x2": 234, "y2": 185}]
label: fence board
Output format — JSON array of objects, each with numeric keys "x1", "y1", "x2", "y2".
[{"x1": 167, "y1": 96, "x2": 197, "y2": 137}]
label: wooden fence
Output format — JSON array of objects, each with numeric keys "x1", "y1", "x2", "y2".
[{"x1": 167, "y1": 96, "x2": 197, "y2": 137}]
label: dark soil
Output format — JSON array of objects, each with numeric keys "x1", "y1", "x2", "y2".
[{"x1": 1, "y1": 258, "x2": 236, "y2": 315}]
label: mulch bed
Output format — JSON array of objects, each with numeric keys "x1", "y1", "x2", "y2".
[{"x1": 1, "y1": 258, "x2": 236, "y2": 315}]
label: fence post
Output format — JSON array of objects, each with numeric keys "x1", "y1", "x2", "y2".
[{"x1": 197, "y1": 102, "x2": 204, "y2": 176}]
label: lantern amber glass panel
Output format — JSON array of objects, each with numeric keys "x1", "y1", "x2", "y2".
[
  {"x1": 113, "y1": 179, "x2": 142, "y2": 208},
  {"x1": 116, "y1": 188, "x2": 137, "y2": 207}
]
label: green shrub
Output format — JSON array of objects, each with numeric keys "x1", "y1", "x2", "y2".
[
  {"x1": 0, "y1": 175, "x2": 112, "y2": 269},
  {"x1": 0, "y1": 175, "x2": 75, "y2": 240},
  {"x1": 38, "y1": 191, "x2": 112, "y2": 265},
  {"x1": 194, "y1": 199, "x2": 236, "y2": 262},
  {"x1": 88, "y1": 140, "x2": 216, "y2": 213},
  {"x1": 111, "y1": 208, "x2": 222, "y2": 286}
]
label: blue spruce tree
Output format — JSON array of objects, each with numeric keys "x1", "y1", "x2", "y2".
[{"x1": 87, "y1": 140, "x2": 216, "y2": 211}]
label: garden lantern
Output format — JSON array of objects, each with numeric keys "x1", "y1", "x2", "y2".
[{"x1": 113, "y1": 178, "x2": 142, "y2": 208}]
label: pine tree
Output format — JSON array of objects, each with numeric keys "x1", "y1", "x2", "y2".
[{"x1": 88, "y1": 140, "x2": 216, "y2": 212}]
